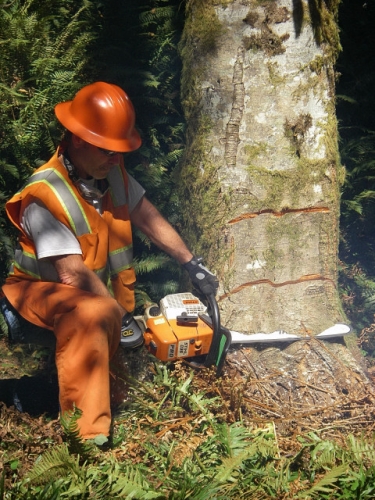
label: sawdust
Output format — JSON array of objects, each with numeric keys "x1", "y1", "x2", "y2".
[{"x1": 221, "y1": 338, "x2": 375, "y2": 440}]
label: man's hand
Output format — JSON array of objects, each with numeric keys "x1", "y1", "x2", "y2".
[{"x1": 183, "y1": 256, "x2": 219, "y2": 296}]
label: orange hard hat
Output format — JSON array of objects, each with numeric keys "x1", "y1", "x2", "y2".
[{"x1": 54, "y1": 82, "x2": 142, "y2": 152}]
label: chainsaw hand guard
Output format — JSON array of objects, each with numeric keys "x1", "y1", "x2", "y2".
[
  {"x1": 183, "y1": 256, "x2": 219, "y2": 296},
  {"x1": 120, "y1": 313, "x2": 144, "y2": 349}
]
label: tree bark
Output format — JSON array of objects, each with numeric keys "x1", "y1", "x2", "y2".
[{"x1": 179, "y1": 0, "x2": 346, "y2": 335}]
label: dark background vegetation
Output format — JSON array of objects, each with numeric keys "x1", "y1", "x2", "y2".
[
  {"x1": 0, "y1": 0, "x2": 375, "y2": 336},
  {"x1": 0, "y1": 0, "x2": 187, "y2": 306},
  {"x1": 337, "y1": 0, "x2": 375, "y2": 335}
]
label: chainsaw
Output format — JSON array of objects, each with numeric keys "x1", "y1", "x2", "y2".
[
  {"x1": 142, "y1": 292, "x2": 231, "y2": 376},
  {"x1": 1, "y1": 293, "x2": 351, "y2": 377},
  {"x1": 123, "y1": 292, "x2": 351, "y2": 376}
]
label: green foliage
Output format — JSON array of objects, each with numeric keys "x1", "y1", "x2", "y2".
[
  {"x1": 0, "y1": 0, "x2": 101, "y2": 281},
  {"x1": 0, "y1": 0, "x2": 100, "y2": 167},
  {"x1": 26, "y1": 443, "x2": 82, "y2": 488},
  {"x1": 7, "y1": 447, "x2": 163, "y2": 500},
  {"x1": 0, "y1": 0, "x2": 187, "y2": 305},
  {"x1": 133, "y1": 253, "x2": 178, "y2": 305},
  {"x1": 5, "y1": 365, "x2": 375, "y2": 498},
  {"x1": 295, "y1": 432, "x2": 375, "y2": 499},
  {"x1": 337, "y1": 0, "x2": 375, "y2": 333},
  {"x1": 110, "y1": 369, "x2": 375, "y2": 498},
  {"x1": 59, "y1": 405, "x2": 99, "y2": 458},
  {"x1": 88, "y1": 0, "x2": 186, "y2": 214},
  {"x1": 105, "y1": 0, "x2": 188, "y2": 305},
  {"x1": 339, "y1": 133, "x2": 375, "y2": 328}
]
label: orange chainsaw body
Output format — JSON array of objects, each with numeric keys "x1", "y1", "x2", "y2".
[{"x1": 143, "y1": 293, "x2": 214, "y2": 361}]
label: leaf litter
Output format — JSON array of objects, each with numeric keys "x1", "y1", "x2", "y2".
[{"x1": 1, "y1": 329, "x2": 375, "y2": 496}]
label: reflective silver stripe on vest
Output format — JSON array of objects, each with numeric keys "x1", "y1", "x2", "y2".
[
  {"x1": 12, "y1": 251, "x2": 109, "y2": 283},
  {"x1": 13, "y1": 247, "x2": 41, "y2": 279},
  {"x1": 107, "y1": 166, "x2": 127, "y2": 207},
  {"x1": 106, "y1": 166, "x2": 133, "y2": 273},
  {"x1": 26, "y1": 169, "x2": 91, "y2": 236},
  {"x1": 108, "y1": 245, "x2": 133, "y2": 275},
  {"x1": 95, "y1": 266, "x2": 108, "y2": 282}
]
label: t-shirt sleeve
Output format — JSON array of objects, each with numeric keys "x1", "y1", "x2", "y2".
[
  {"x1": 127, "y1": 173, "x2": 146, "y2": 213},
  {"x1": 21, "y1": 201, "x2": 82, "y2": 259}
]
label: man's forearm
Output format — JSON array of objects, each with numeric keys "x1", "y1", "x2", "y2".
[
  {"x1": 144, "y1": 218, "x2": 193, "y2": 264},
  {"x1": 50, "y1": 254, "x2": 126, "y2": 316},
  {"x1": 51, "y1": 254, "x2": 112, "y2": 297},
  {"x1": 130, "y1": 197, "x2": 193, "y2": 264}
]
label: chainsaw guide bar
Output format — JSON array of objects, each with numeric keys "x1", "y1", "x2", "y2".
[{"x1": 229, "y1": 324, "x2": 352, "y2": 344}]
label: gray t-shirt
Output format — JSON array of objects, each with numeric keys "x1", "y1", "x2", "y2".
[{"x1": 20, "y1": 172, "x2": 145, "y2": 281}]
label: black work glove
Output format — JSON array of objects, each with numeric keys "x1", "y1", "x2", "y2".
[{"x1": 183, "y1": 256, "x2": 219, "y2": 296}]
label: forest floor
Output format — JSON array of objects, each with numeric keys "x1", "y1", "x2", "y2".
[{"x1": 1, "y1": 330, "x2": 375, "y2": 492}]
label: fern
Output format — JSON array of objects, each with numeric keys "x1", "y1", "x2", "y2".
[
  {"x1": 0, "y1": 0, "x2": 103, "y2": 281},
  {"x1": 346, "y1": 433, "x2": 375, "y2": 465},
  {"x1": 26, "y1": 444, "x2": 82, "y2": 486},
  {"x1": 7, "y1": 362, "x2": 375, "y2": 498},
  {"x1": 15, "y1": 444, "x2": 163, "y2": 499},
  {"x1": 0, "y1": 0, "x2": 187, "y2": 302},
  {"x1": 297, "y1": 464, "x2": 348, "y2": 498},
  {"x1": 106, "y1": 462, "x2": 162, "y2": 498},
  {"x1": 133, "y1": 254, "x2": 173, "y2": 274}
]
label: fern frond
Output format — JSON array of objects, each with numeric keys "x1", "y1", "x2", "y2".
[
  {"x1": 341, "y1": 199, "x2": 363, "y2": 214},
  {"x1": 146, "y1": 280, "x2": 181, "y2": 302},
  {"x1": 0, "y1": 161, "x2": 19, "y2": 180},
  {"x1": 106, "y1": 464, "x2": 161, "y2": 498},
  {"x1": 214, "y1": 448, "x2": 258, "y2": 484},
  {"x1": 60, "y1": 406, "x2": 95, "y2": 458},
  {"x1": 27, "y1": 443, "x2": 81, "y2": 485},
  {"x1": 139, "y1": 5, "x2": 177, "y2": 27},
  {"x1": 347, "y1": 433, "x2": 375, "y2": 465},
  {"x1": 133, "y1": 254, "x2": 173, "y2": 274},
  {"x1": 0, "y1": 308, "x2": 8, "y2": 336},
  {"x1": 297, "y1": 464, "x2": 348, "y2": 498}
]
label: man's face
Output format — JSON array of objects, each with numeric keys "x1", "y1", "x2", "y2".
[{"x1": 71, "y1": 137, "x2": 121, "y2": 180}]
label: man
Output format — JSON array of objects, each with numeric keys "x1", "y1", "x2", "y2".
[{"x1": 0, "y1": 82, "x2": 218, "y2": 441}]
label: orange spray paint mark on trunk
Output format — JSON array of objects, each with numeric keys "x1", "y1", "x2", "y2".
[
  {"x1": 228, "y1": 206, "x2": 330, "y2": 224},
  {"x1": 219, "y1": 274, "x2": 335, "y2": 300}
]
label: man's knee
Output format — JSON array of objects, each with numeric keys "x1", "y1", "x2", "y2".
[
  {"x1": 79, "y1": 295, "x2": 121, "y2": 329},
  {"x1": 54, "y1": 294, "x2": 121, "y2": 340}
]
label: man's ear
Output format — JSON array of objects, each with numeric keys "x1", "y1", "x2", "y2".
[{"x1": 71, "y1": 134, "x2": 85, "y2": 148}]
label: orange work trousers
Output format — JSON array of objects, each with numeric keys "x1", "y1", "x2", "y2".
[{"x1": 2, "y1": 279, "x2": 121, "y2": 439}]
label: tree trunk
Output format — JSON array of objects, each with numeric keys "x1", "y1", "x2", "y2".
[{"x1": 179, "y1": 0, "x2": 345, "y2": 335}]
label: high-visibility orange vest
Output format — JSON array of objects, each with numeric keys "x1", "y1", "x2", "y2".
[{"x1": 5, "y1": 151, "x2": 136, "y2": 312}]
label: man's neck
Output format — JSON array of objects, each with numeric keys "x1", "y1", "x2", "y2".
[{"x1": 65, "y1": 146, "x2": 90, "y2": 179}]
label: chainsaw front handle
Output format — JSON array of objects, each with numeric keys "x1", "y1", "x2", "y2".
[{"x1": 202, "y1": 293, "x2": 231, "y2": 376}]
